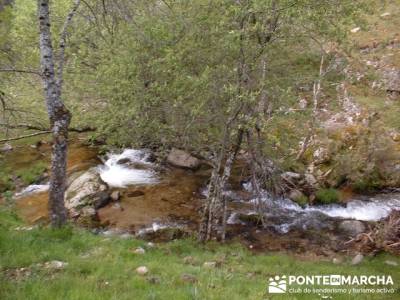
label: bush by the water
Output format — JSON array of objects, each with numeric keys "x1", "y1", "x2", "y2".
[{"x1": 315, "y1": 188, "x2": 340, "y2": 204}]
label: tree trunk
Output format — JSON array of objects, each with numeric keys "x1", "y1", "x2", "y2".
[
  {"x1": 199, "y1": 129, "x2": 243, "y2": 242},
  {"x1": 38, "y1": 0, "x2": 71, "y2": 227}
]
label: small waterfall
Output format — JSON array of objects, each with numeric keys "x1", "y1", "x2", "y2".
[{"x1": 98, "y1": 149, "x2": 158, "y2": 188}]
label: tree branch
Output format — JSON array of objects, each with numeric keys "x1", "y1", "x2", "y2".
[
  {"x1": 0, "y1": 131, "x2": 51, "y2": 143},
  {"x1": 57, "y1": 0, "x2": 81, "y2": 94},
  {"x1": 0, "y1": 122, "x2": 96, "y2": 132},
  {"x1": 0, "y1": 68, "x2": 42, "y2": 77}
]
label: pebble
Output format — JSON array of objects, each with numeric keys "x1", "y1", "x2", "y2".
[
  {"x1": 111, "y1": 191, "x2": 120, "y2": 201},
  {"x1": 203, "y1": 261, "x2": 216, "y2": 268},
  {"x1": 132, "y1": 247, "x2": 146, "y2": 255},
  {"x1": 181, "y1": 273, "x2": 198, "y2": 283},
  {"x1": 183, "y1": 256, "x2": 195, "y2": 265},
  {"x1": 146, "y1": 242, "x2": 155, "y2": 248},
  {"x1": 332, "y1": 257, "x2": 343, "y2": 265},
  {"x1": 351, "y1": 254, "x2": 364, "y2": 265},
  {"x1": 136, "y1": 266, "x2": 149, "y2": 275}
]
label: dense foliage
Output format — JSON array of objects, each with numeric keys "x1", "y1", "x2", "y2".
[{"x1": 3, "y1": 0, "x2": 400, "y2": 194}]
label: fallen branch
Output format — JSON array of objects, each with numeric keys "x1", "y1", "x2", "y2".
[
  {"x1": 0, "y1": 123, "x2": 95, "y2": 132},
  {"x1": 0, "y1": 131, "x2": 50, "y2": 142},
  {"x1": 0, "y1": 68, "x2": 42, "y2": 77}
]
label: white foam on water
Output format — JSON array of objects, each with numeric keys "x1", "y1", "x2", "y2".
[
  {"x1": 304, "y1": 198, "x2": 400, "y2": 221},
  {"x1": 15, "y1": 184, "x2": 49, "y2": 198},
  {"x1": 245, "y1": 182, "x2": 400, "y2": 222},
  {"x1": 136, "y1": 222, "x2": 172, "y2": 236},
  {"x1": 98, "y1": 149, "x2": 158, "y2": 188}
]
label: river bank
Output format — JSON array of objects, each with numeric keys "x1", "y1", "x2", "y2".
[{"x1": 1, "y1": 135, "x2": 399, "y2": 259}]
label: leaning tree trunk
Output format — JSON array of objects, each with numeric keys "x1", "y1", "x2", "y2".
[{"x1": 38, "y1": 0, "x2": 72, "y2": 227}]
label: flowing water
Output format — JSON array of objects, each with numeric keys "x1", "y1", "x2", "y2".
[
  {"x1": 98, "y1": 149, "x2": 158, "y2": 188},
  {"x1": 9, "y1": 140, "x2": 400, "y2": 255}
]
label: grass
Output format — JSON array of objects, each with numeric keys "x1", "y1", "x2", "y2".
[
  {"x1": 359, "y1": 95, "x2": 400, "y2": 130},
  {"x1": 0, "y1": 208, "x2": 399, "y2": 300}
]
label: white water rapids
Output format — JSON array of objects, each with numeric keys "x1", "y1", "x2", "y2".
[
  {"x1": 14, "y1": 148, "x2": 400, "y2": 234},
  {"x1": 97, "y1": 149, "x2": 158, "y2": 188},
  {"x1": 241, "y1": 192, "x2": 400, "y2": 233},
  {"x1": 249, "y1": 195, "x2": 400, "y2": 222}
]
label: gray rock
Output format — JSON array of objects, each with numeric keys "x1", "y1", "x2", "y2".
[
  {"x1": 167, "y1": 148, "x2": 200, "y2": 170},
  {"x1": 93, "y1": 191, "x2": 111, "y2": 209},
  {"x1": 146, "y1": 242, "x2": 155, "y2": 248},
  {"x1": 110, "y1": 190, "x2": 120, "y2": 201},
  {"x1": 1, "y1": 143, "x2": 13, "y2": 152},
  {"x1": 132, "y1": 247, "x2": 145, "y2": 254},
  {"x1": 203, "y1": 261, "x2": 216, "y2": 268},
  {"x1": 339, "y1": 220, "x2": 366, "y2": 236},
  {"x1": 351, "y1": 253, "x2": 364, "y2": 265},
  {"x1": 117, "y1": 158, "x2": 131, "y2": 165},
  {"x1": 65, "y1": 168, "x2": 107, "y2": 209},
  {"x1": 181, "y1": 273, "x2": 198, "y2": 283}
]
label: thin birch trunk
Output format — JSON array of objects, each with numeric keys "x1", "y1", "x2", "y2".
[{"x1": 37, "y1": 0, "x2": 80, "y2": 227}]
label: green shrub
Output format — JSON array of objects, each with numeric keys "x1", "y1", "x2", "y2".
[{"x1": 315, "y1": 188, "x2": 340, "y2": 204}]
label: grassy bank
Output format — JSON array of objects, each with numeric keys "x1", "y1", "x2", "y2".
[{"x1": 0, "y1": 208, "x2": 399, "y2": 300}]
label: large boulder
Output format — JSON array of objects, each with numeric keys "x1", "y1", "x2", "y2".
[
  {"x1": 65, "y1": 168, "x2": 107, "y2": 209},
  {"x1": 338, "y1": 220, "x2": 366, "y2": 237},
  {"x1": 166, "y1": 148, "x2": 200, "y2": 170}
]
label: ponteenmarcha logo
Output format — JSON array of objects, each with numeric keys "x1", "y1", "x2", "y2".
[
  {"x1": 267, "y1": 275, "x2": 394, "y2": 295},
  {"x1": 268, "y1": 275, "x2": 287, "y2": 293}
]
